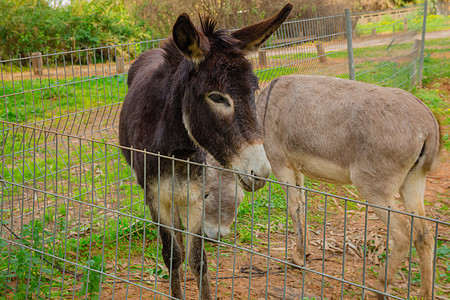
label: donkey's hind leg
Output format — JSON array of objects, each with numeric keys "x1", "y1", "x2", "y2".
[
  {"x1": 400, "y1": 168, "x2": 434, "y2": 299},
  {"x1": 353, "y1": 175, "x2": 411, "y2": 299}
]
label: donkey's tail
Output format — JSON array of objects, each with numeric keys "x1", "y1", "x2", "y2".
[{"x1": 422, "y1": 115, "x2": 442, "y2": 173}]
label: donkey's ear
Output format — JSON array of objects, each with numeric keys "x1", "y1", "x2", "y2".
[
  {"x1": 231, "y1": 3, "x2": 293, "y2": 54},
  {"x1": 173, "y1": 13, "x2": 210, "y2": 65}
]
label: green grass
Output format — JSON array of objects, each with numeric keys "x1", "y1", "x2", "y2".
[
  {"x1": 355, "y1": 13, "x2": 450, "y2": 36},
  {"x1": 255, "y1": 66, "x2": 301, "y2": 82},
  {"x1": 1, "y1": 75, "x2": 127, "y2": 123}
]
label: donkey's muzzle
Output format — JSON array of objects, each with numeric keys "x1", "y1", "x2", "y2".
[{"x1": 233, "y1": 143, "x2": 271, "y2": 192}]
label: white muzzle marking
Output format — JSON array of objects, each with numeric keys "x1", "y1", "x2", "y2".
[{"x1": 232, "y1": 143, "x2": 271, "y2": 191}]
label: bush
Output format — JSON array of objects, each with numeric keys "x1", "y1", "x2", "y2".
[{"x1": 0, "y1": 0, "x2": 151, "y2": 59}]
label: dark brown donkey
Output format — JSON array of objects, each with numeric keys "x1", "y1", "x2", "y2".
[{"x1": 119, "y1": 4, "x2": 292, "y2": 299}]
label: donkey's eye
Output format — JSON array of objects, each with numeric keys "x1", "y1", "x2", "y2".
[{"x1": 208, "y1": 93, "x2": 230, "y2": 107}]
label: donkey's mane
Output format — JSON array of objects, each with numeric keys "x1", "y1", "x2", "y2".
[
  {"x1": 199, "y1": 15, "x2": 232, "y2": 42},
  {"x1": 162, "y1": 15, "x2": 238, "y2": 69}
]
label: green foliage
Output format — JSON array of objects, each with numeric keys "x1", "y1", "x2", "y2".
[
  {"x1": 0, "y1": 220, "x2": 53, "y2": 299},
  {"x1": 0, "y1": 0, "x2": 151, "y2": 59},
  {"x1": 78, "y1": 256, "x2": 105, "y2": 300}
]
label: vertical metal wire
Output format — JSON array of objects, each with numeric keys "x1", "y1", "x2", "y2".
[
  {"x1": 6, "y1": 126, "x2": 16, "y2": 294},
  {"x1": 282, "y1": 185, "x2": 289, "y2": 300},
  {"x1": 169, "y1": 157, "x2": 175, "y2": 297},
  {"x1": 418, "y1": 1, "x2": 428, "y2": 87},
  {"x1": 301, "y1": 189, "x2": 308, "y2": 299},
  {"x1": 59, "y1": 135, "x2": 71, "y2": 300},
  {"x1": 320, "y1": 195, "x2": 328, "y2": 299},
  {"x1": 153, "y1": 154, "x2": 161, "y2": 300},
  {"x1": 183, "y1": 158, "x2": 190, "y2": 298},
  {"x1": 247, "y1": 176, "x2": 256, "y2": 300},
  {"x1": 265, "y1": 181, "x2": 272, "y2": 300},
  {"x1": 340, "y1": 199, "x2": 349, "y2": 298},
  {"x1": 35, "y1": 130, "x2": 48, "y2": 297},
  {"x1": 214, "y1": 169, "x2": 223, "y2": 300},
  {"x1": 407, "y1": 214, "x2": 415, "y2": 299},
  {"x1": 112, "y1": 149, "x2": 122, "y2": 298},
  {"x1": 431, "y1": 219, "x2": 439, "y2": 300},
  {"x1": 125, "y1": 147, "x2": 134, "y2": 298},
  {"x1": 24, "y1": 126, "x2": 34, "y2": 299},
  {"x1": 361, "y1": 202, "x2": 369, "y2": 299},
  {"x1": 231, "y1": 174, "x2": 239, "y2": 300},
  {"x1": 199, "y1": 163, "x2": 206, "y2": 300},
  {"x1": 384, "y1": 208, "x2": 392, "y2": 296},
  {"x1": 84, "y1": 140, "x2": 96, "y2": 300},
  {"x1": 139, "y1": 149, "x2": 147, "y2": 300},
  {"x1": 98, "y1": 142, "x2": 108, "y2": 299},
  {"x1": 48, "y1": 133, "x2": 59, "y2": 298},
  {"x1": 71, "y1": 138, "x2": 83, "y2": 300}
]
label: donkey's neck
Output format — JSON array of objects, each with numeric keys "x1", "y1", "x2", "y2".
[{"x1": 157, "y1": 76, "x2": 202, "y2": 162}]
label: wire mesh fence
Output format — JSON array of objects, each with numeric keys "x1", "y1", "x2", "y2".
[{"x1": 1, "y1": 2, "x2": 449, "y2": 299}]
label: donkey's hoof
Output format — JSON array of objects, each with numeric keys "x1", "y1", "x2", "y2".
[
  {"x1": 374, "y1": 280, "x2": 392, "y2": 300},
  {"x1": 291, "y1": 245, "x2": 312, "y2": 267}
]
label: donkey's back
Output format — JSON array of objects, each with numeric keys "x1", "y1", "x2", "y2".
[
  {"x1": 257, "y1": 75, "x2": 440, "y2": 298},
  {"x1": 127, "y1": 49, "x2": 164, "y2": 88},
  {"x1": 258, "y1": 75, "x2": 440, "y2": 185}
]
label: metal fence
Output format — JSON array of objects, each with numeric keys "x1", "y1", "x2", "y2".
[{"x1": 1, "y1": 2, "x2": 449, "y2": 299}]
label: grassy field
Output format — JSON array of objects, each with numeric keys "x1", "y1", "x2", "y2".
[{"x1": 1, "y1": 34, "x2": 449, "y2": 299}]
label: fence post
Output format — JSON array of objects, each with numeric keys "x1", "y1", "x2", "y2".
[
  {"x1": 31, "y1": 52, "x2": 43, "y2": 76},
  {"x1": 116, "y1": 56, "x2": 124, "y2": 74},
  {"x1": 315, "y1": 43, "x2": 327, "y2": 63},
  {"x1": 258, "y1": 50, "x2": 268, "y2": 68},
  {"x1": 403, "y1": 17, "x2": 408, "y2": 31},
  {"x1": 345, "y1": 9, "x2": 355, "y2": 80},
  {"x1": 412, "y1": 39, "x2": 421, "y2": 57},
  {"x1": 418, "y1": 1, "x2": 428, "y2": 88}
]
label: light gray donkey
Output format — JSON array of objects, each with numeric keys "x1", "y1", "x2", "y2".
[
  {"x1": 204, "y1": 156, "x2": 244, "y2": 239},
  {"x1": 256, "y1": 75, "x2": 440, "y2": 299}
]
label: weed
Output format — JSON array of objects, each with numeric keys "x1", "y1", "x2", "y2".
[
  {"x1": 0, "y1": 220, "x2": 54, "y2": 299},
  {"x1": 57, "y1": 203, "x2": 67, "y2": 216},
  {"x1": 78, "y1": 255, "x2": 105, "y2": 300},
  {"x1": 146, "y1": 267, "x2": 169, "y2": 280}
]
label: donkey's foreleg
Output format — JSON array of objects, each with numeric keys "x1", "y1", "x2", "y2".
[
  {"x1": 188, "y1": 229, "x2": 212, "y2": 300},
  {"x1": 174, "y1": 206, "x2": 186, "y2": 282},
  {"x1": 401, "y1": 170, "x2": 434, "y2": 299},
  {"x1": 159, "y1": 225, "x2": 183, "y2": 299},
  {"x1": 272, "y1": 166, "x2": 311, "y2": 266},
  {"x1": 180, "y1": 199, "x2": 212, "y2": 299},
  {"x1": 149, "y1": 204, "x2": 183, "y2": 299}
]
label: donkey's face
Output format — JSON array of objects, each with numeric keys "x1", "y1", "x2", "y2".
[
  {"x1": 181, "y1": 46, "x2": 268, "y2": 191},
  {"x1": 173, "y1": 4, "x2": 293, "y2": 191}
]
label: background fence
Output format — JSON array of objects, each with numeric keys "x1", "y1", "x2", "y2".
[{"x1": 1, "y1": 2, "x2": 449, "y2": 299}]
